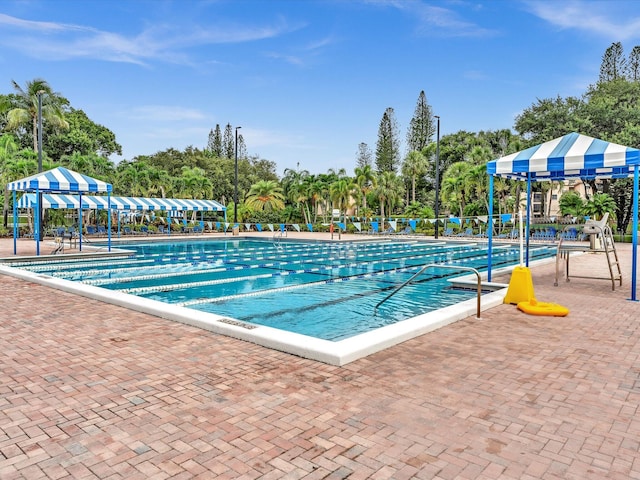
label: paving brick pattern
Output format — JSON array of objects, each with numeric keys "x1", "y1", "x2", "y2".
[{"x1": 1, "y1": 238, "x2": 640, "y2": 479}]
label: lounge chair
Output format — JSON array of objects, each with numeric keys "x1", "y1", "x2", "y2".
[
  {"x1": 97, "y1": 226, "x2": 107, "y2": 236},
  {"x1": 443, "y1": 228, "x2": 454, "y2": 237}
]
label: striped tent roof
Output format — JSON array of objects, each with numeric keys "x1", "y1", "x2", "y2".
[
  {"x1": 7, "y1": 167, "x2": 112, "y2": 193},
  {"x1": 17, "y1": 193, "x2": 225, "y2": 212},
  {"x1": 486, "y1": 132, "x2": 640, "y2": 181}
]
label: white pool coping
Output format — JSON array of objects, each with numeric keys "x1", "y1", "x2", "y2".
[{"x1": 0, "y1": 260, "x2": 522, "y2": 366}]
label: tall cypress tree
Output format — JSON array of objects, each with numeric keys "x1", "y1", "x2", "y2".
[
  {"x1": 406, "y1": 90, "x2": 434, "y2": 152},
  {"x1": 375, "y1": 107, "x2": 400, "y2": 173}
]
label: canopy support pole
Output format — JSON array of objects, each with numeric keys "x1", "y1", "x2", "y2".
[
  {"x1": 487, "y1": 175, "x2": 494, "y2": 282},
  {"x1": 107, "y1": 193, "x2": 112, "y2": 252},
  {"x1": 525, "y1": 176, "x2": 532, "y2": 266},
  {"x1": 631, "y1": 165, "x2": 639, "y2": 301},
  {"x1": 79, "y1": 193, "x2": 83, "y2": 252},
  {"x1": 12, "y1": 191, "x2": 17, "y2": 255},
  {"x1": 35, "y1": 186, "x2": 40, "y2": 256}
]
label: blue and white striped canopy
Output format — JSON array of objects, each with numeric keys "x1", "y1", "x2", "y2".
[
  {"x1": 17, "y1": 193, "x2": 226, "y2": 212},
  {"x1": 487, "y1": 132, "x2": 640, "y2": 181},
  {"x1": 7, "y1": 166, "x2": 112, "y2": 193}
]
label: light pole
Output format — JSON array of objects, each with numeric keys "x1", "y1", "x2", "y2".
[
  {"x1": 37, "y1": 90, "x2": 44, "y2": 242},
  {"x1": 434, "y1": 115, "x2": 440, "y2": 239},
  {"x1": 234, "y1": 126, "x2": 241, "y2": 224}
]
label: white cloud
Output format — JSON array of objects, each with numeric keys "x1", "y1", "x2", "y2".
[
  {"x1": 124, "y1": 105, "x2": 208, "y2": 122},
  {"x1": 525, "y1": 0, "x2": 640, "y2": 41},
  {"x1": 0, "y1": 12, "x2": 301, "y2": 65},
  {"x1": 364, "y1": 0, "x2": 496, "y2": 37},
  {"x1": 241, "y1": 127, "x2": 310, "y2": 150}
]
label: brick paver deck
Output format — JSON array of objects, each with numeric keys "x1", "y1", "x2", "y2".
[{"x1": 1, "y1": 236, "x2": 639, "y2": 479}]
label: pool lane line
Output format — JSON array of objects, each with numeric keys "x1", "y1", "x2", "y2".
[
  {"x1": 20, "y1": 240, "x2": 479, "y2": 275},
  {"x1": 177, "y1": 263, "x2": 471, "y2": 308},
  {"x1": 162, "y1": 247, "x2": 549, "y2": 305},
  {"x1": 91, "y1": 245, "x2": 521, "y2": 289},
  {"x1": 177, "y1": 249, "x2": 533, "y2": 307},
  {"x1": 76, "y1": 243, "x2": 473, "y2": 285}
]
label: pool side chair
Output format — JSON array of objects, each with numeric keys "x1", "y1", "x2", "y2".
[{"x1": 444, "y1": 228, "x2": 454, "y2": 237}]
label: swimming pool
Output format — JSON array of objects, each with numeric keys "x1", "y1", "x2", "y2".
[{"x1": 7, "y1": 238, "x2": 556, "y2": 347}]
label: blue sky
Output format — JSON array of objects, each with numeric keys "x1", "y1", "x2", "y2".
[{"x1": 2, "y1": 1, "x2": 640, "y2": 176}]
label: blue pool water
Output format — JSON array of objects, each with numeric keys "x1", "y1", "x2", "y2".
[{"x1": 14, "y1": 239, "x2": 556, "y2": 341}]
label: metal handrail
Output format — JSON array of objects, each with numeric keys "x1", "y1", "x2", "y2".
[{"x1": 374, "y1": 264, "x2": 482, "y2": 319}]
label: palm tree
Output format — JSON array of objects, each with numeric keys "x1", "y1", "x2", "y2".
[
  {"x1": 146, "y1": 165, "x2": 173, "y2": 199},
  {"x1": 60, "y1": 151, "x2": 92, "y2": 174},
  {"x1": 329, "y1": 178, "x2": 356, "y2": 222},
  {"x1": 559, "y1": 191, "x2": 585, "y2": 217},
  {"x1": 401, "y1": 150, "x2": 428, "y2": 203},
  {"x1": 440, "y1": 162, "x2": 471, "y2": 218},
  {"x1": 306, "y1": 179, "x2": 325, "y2": 223},
  {"x1": 116, "y1": 161, "x2": 151, "y2": 197},
  {"x1": 373, "y1": 171, "x2": 404, "y2": 219},
  {"x1": 2, "y1": 152, "x2": 40, "y2": 232},
  {"x1": 583, "y1": 193, "x2": 616, "y2": 220},
  {"x1": 493, "y1": 177, "x2": 511, "y2": 218},
  {"x1": 282, "y1": 168, "x2": 311, "y2": 223},
  {"x1": 465, "y1": 163, "x2": 488, "y2": 214},
  {"x1": 1, "y1": 134, "x2": 20, "y2": 227},
  {"x1": 5, "y1": 78, "x2": 69, "y2": 152},
  {"x1": 245, "y1": 180, "x2": 285, "y2": 211},
  {"x1": 354, "y1": 165, "x2": 376, "y2": 219},
  {"x1": 180, "y1": 166, "x2": 212, "y2": 199}
]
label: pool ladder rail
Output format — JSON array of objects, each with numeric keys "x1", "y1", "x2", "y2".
[{"x1": 374, "y1": 264, "x2": 482, "y2": 319}]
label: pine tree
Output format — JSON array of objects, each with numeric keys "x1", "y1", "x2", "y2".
[
  {"x1": 222, "y1": 123, "x2": 234, "y2": 159},
  {"x1": 356, "y1": 142, "x2": 372, "y2": 168},
  {"x1": 237, "y1": 134, "x2": 247, "y2": 159},
  {"x1": 375, "y1": 107, "x2": 400, "y2": 174},
  {"x1": 627, "y1": 45, "x2": 640, "y2": 81},
  {"x1": 206, "y1": 124, "x2": 223, "y2": 157},
  {"x1": 406, "y1": 90, "x2": 434, "y2": 152},
  {"x1": 600, "y1": 42, "x2": 626, "y2": 82}
]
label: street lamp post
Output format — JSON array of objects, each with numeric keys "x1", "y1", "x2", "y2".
[
  {"x1": 37, "y1": 90, "x2": 44, "y2": 242},
  {"x1": 234, "y1": 126, "x2": 241, "y2": 224},
  {"x1": 434, "y1": 115, "x2": 440, "y2": 239}
]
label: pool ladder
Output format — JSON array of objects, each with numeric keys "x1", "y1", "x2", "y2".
[
  {"x1": 374, "y1": 264, "x2": 482, "y2": 319},
  {"x1": 273, "y1": 231, "x2": 284, "y2": 251}
]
